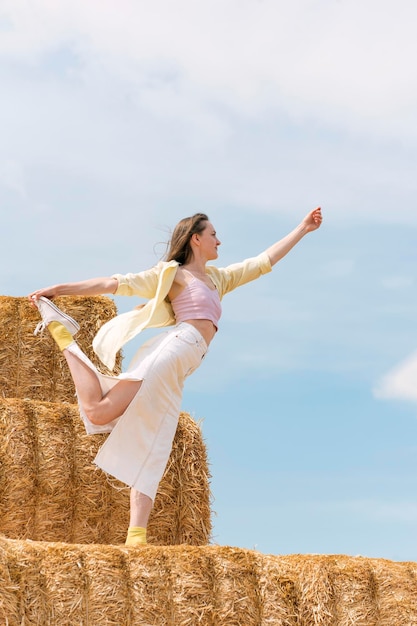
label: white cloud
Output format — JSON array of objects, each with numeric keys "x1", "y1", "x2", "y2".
[
  {"x1": 1, "y1": 0, "x2": 417, "y2": 133},
  {"x1": 1, "y1": 0, "x2": 417, "y2": 236},
  {"x1": 374, "y1": 351, "x2": 417, "y2": 403}
]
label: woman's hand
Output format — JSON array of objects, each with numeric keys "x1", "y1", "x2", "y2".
[
  {"x1": 28, "y1": 286, "x2": 57, "y2": 306},
  {"x1": 302, "y1": 207, "x2": 323, "y2": 232},
  {"x1": 266, "y1": 206, "x2": 323, "y2": 266}
]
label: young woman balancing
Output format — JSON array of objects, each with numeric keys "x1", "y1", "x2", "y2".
[{"x1": 28, "y1": 207, "x2": 323, "y2": 546}]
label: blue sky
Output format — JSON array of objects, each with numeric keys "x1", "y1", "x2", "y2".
[{"x1": 1, "y1": 0, "x2": 417, "y2": 562}]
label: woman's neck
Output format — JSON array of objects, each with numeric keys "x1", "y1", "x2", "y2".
[{"x1": 183, "y1": 260, "x2": 207, "y2": 276}]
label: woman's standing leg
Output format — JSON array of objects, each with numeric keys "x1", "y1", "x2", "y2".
[{"x1": 125, "y1": 490, "x2": 153, "y2": 546}]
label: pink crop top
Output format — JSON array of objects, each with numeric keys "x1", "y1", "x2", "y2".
[{"x1": 171, "y1": 273, "x2": 222, "y2": 329}]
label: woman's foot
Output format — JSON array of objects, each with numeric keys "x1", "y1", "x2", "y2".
[
  {"x1": 33, "y1": 296, "x2": 80, "y2": 336},
  {"x1": 125, "y1": 526, "x2": 147, "y2": 546}
]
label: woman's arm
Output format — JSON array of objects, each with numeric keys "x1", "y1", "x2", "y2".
[
  {"x1": 266, "y1": 207, "x2": 322, "y2": 267},
  {"x1": 28, "y1": 277, "x2": 118, "y2": 304}
]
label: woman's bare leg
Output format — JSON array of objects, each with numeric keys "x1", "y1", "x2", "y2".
[
  {"x1": 63, "y1": 349, "x2": 142, "y2": 425},
  {"x1": 31, "y1": 299, "x2": 141, "y2": 425},
  {"x1": 125, "y1": 490, "x2": 153, "y2": 545},
  {"x1": 129, "y1": 489, "x2": 153, "y2": 527}
]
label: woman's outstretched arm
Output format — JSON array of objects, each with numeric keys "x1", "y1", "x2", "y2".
[
  {"x1": 28, "y1": 277, "x2": 118, "y2": 304},
  {"x1": 266, "y1": 207, "x2": 322, "y2": 267}
]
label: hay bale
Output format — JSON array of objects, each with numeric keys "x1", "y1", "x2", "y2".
[
  {"x1": 270, "y1": 554, "x2": 417, "y2": 626},
  {"x1": 0, "y1": 296, "x2": 122, "y2": 403},
  {"x1": 371, "y1": 557, "x2": 417, "y2": 625},
  {"x1": 258, "y1": 554, "x2": 298, "y2": 625},
  {"x1": 1, "y1": 539, "x2": 417, "y2": 626},
  {"x1": 279, "y1": 554, "x2": 336, "y2": 624},
  {"x1": 331, "y1": 555, "x2": 379, "y2": 625},
  {"x1": 149, "y1": 407, "x2": 212, "y2": 546},
  {"x1": 0, "y1": 398, "x2": 211, "y2": 546}
]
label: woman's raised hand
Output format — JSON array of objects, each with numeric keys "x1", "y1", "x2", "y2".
[{"x1": 302, "y1": 207, "x2": 323, "y2": 232}]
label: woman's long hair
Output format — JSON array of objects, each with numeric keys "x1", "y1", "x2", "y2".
[{"x1": 165, "y1": 213, "x2": 209, "y2": 265}]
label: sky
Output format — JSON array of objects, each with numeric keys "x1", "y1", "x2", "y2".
[{"x1": 1, "y1": 0, "x2": 417, "y2": 562}]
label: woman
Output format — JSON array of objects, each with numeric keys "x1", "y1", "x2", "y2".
[{"x1": 28, "y1": 207, "x2": 322, "y2": 546}]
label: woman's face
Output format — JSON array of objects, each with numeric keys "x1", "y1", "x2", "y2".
[{"x1": 195, "y1": 221, "x2": 221, "y2": 260}]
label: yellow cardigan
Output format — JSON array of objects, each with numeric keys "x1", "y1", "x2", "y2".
[{"x1": 93, "y1": 251, "x2": 272, "y2": 370}]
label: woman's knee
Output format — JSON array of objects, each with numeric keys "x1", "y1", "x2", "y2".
[
  {"x1": 83, "y1": 403, "x2": 106, "y2": 425},
  {"x1": 83, "y1": 380, "x2": 142, "y2": 425}
]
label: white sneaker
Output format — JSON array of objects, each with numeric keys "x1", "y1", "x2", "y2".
[{"x1": 33, "y1": 296, "x2": 80, "y2": 337}]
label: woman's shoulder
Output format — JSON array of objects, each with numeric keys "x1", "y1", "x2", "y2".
[
  {"x1": 138, "y1": 259, "x2": 179, "y2": 277},
  {"x1": 172, "y1": 265, "x2": 188, "y2": 286}
]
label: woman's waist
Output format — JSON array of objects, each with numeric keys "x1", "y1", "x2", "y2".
[{"x1": 178, "y1": 319, "x2": 217, "y2": 346}]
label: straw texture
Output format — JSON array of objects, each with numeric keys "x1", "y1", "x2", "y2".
[
  {"x1": 1, "y1": 539, "x2": 417, "y2": 626},
  {"x1": 0, "y1": 398, "x2": 211, "y2": 546},
  {"x1": 3, "y1": 295, "x2": 416, "y2": 626},
  {"x1": 0, "y1": 296, "x2": 122, "y2": 402}
]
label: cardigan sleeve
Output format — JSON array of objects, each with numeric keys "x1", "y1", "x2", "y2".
[
  {"x1": 208, "y1": 251, "x2": 272, "y2": 297},
  {"x1": 111, "y1": 263, "x2": 163, "y2": 298}
]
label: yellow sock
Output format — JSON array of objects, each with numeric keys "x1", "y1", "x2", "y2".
[
  {"x1": 48, "y1": 321, "x2": 74, "y2": 351},
  {"x1": 125, "y1": 526, "x2": 147, "y2": 546}
]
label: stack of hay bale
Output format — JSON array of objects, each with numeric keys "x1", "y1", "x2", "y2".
[
  {"x1": 1, "y1": 296, "x2": 417, "y2": 625},
  {"x1": 0, "y1": 296, "x2": 211, "y2": 547}
]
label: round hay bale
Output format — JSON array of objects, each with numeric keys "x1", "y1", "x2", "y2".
[
  {"x1": 0, "y1": 398, "x2": 211, "y2": 546},
  {"x1": 0, "y1": 296, "x2": 122, "y2": 403},
  {"x1": 1, "y1": 538, "x2": 417, "y2": 626}
]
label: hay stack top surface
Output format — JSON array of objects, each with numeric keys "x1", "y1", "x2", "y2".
[{"x1": 1, "y1": 538, "x2": 416, "y2": 626}]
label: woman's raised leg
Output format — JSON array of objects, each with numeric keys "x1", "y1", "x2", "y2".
[
  {"x1": 63, "y1": 349, "x2": 142, "y2": 425},
  {"x1": 33, "y1": 296, "x2": 142, "y2": 425}
]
